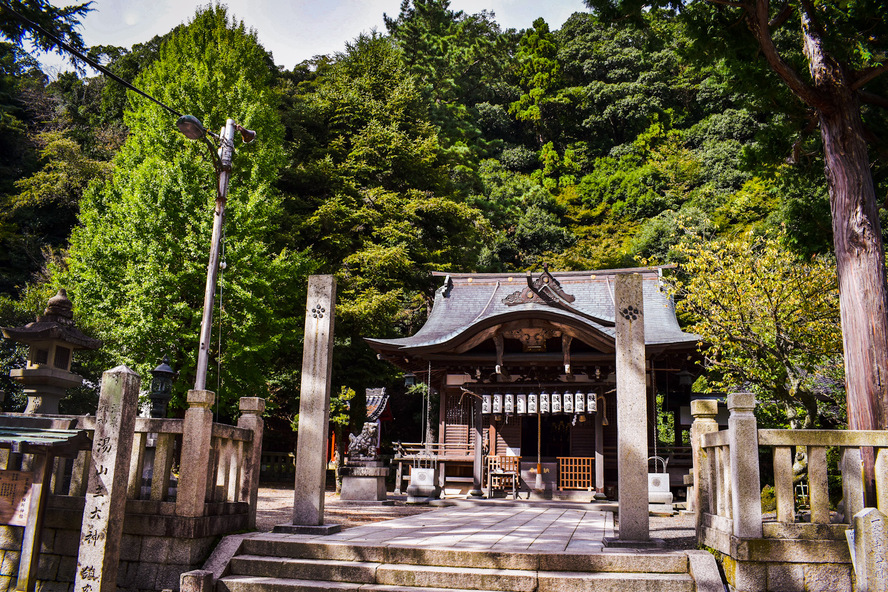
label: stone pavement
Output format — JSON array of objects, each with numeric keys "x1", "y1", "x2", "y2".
[{"x1": 253, "y1": 503, "x2": 615, "y2": 554}]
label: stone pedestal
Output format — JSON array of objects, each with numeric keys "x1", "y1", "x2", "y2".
[
  {"x1": 406, "y1": 467, "x2": 441, "y2": 504},
  {"x1": 340, "y1": 460, "x2": 389, "y2": 502}
]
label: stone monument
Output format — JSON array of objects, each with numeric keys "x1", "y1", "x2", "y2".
[
  {"x1": 73, "y1": 366, "x2": 140, "y2": 592},
  {"x1": 1, "y1": 290, "x2": 101, "y2": 413},
  {"x1": 276, "y1": 275, "x2": 340, "y2": 534},
  {"x1": 340, "y1": 422, "x2": 390, "y2": 502},
  {"x1": 610, "y1": 273, "x2": 651, "y2": 544}
]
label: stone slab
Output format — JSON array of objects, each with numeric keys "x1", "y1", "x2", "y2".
[{"x1": 273, "y1": 524, "x2": 342, "y2": 535}]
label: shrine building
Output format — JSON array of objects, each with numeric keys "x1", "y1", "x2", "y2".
[{"x1": 366, "y1": 266, "x2": 702, "y2": 498}]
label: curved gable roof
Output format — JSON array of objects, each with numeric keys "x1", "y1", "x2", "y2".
[{"x1": 366, "y1": 267, "x2": 699, "y2": 355}]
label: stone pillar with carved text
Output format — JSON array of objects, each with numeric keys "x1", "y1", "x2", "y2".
[{"x1": 73, "y1": 366, "x2": 140, "y2": 592}]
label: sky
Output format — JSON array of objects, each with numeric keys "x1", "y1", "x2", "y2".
[{"x1": 40, "y1": 0, "x2": 588, "y2": 74}]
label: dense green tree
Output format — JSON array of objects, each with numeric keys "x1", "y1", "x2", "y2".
[
  {"x1": 510, "y1": 18, "x2": 562, "y2": 146},
  {"x1": 384, "y1": 0, "x2": 515, "y2": 168},
  {"x1": 58, "y1": 6, "x2": 312, "y2": 418},
  {"x1": 281, "y1": 33, "x2": 488, "y2": 396},
  {"x1": 667, "y1": 232, "x2": 843, "y2": 429}
]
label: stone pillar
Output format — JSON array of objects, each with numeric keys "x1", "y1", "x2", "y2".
[
  {"x1": 876, "y1": 448, "x2": 887, "y2": 516},
  {"x1": 727, "y1": 393, "x2": 762, "y2": 538},
  {"x1": 691, "y1": 399, "x2": 719, "y2": 540},
  {"x1": 237, "y1": 397, "x2": 265, "y2": 529},
  {"x1": 851, "y1": 508, "x2": 888, "y2": 592},
  {"x1": 290, "y1": 275, "x2": 337, "y2": 528},
  {"x1": 175, "y1": 389, "x2": 215, "y2": 517},
  {"x1": 615, "y1": 273, "x2": 648, "y2": 541},
  {"x1": 842, "y1": 447, "x2": 865, "y2": 521},
  {"x1": 73, "y1": 366, "x2": 140, "y2": 592},
  {"x1": 470, "y1": 395, "x2": 483, "y2": 497}
]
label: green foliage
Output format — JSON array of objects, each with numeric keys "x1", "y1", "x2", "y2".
[
  {"x1": 666, "y1": 232, "x2": 844, "y2": 428},
  {"x1": 58, "y1": 6, "x2": 313, "y2": 419},
  {"x1": 0, "y1": 0, "x2": 92, "y2": 59}
]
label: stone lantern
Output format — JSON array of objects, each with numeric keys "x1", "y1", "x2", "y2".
[
  {"x1": 1, "y1": 289, "x2": 101, "y2": 414},
  {"x1": 149, "y1": 355, "x2": 176, "y2": 418}
]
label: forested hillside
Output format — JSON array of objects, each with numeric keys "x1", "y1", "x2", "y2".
[{"x1": 1, "y1": 1, "x2": 884, "y2": 433}]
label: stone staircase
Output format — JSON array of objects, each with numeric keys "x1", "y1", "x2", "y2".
[{"x1": 214, "y1": 536, "x2": 720, "y2": 592}]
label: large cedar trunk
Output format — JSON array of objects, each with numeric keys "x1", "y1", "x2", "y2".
[{"x1": 817, "y1": 72, "x2": 887, "y2": 506}]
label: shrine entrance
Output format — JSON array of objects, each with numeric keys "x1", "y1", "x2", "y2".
[{"x1": 368, "y1": 266, "x2": 700, "y2": 501}]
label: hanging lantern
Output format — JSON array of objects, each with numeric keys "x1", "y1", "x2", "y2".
[
  {"x1": 482, "y1": 394, "x2": 492, "y2": 414},
  {"x1": 575, "y1": 391, "x2": 585, "y2": 414},
  {"x1": 527, "y1": 392, "x2": 538, "y2": 414},
  {"x1": 516, "y1": 393, "x2": 527, "y2": 414}
]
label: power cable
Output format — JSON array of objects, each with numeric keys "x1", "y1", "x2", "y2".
[{"x1": 1, "y1": 0, "x2": 184, "y2": 119}]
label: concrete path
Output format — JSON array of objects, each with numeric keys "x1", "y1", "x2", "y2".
[{"x1": 253, "y1": 504, "x2": 615, "y2": 554}]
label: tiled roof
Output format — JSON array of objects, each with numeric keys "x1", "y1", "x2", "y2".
[{"x1": 366, "y1": 268, "x2": 699, "y2": 352}]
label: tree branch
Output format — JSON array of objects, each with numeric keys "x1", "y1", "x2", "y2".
[
  {"x1": 707, "y1": 0, "x2": 752, "y2": 9},
  {"x1": 853, "y1": 63, "x2": 888, "y2": 91},
  {"x1": 768, "y1": 2, "x2": 794, "y2": 29},
  {"x1": 744, "y1": 0, "x2": 825, "y2": 109}
]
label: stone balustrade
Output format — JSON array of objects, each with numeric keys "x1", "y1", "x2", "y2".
[
  {"x1": 0, "y1": 394, "x2": 265, "y2": 592},
  {"x1": 692, "y1": 392, "x2": 888, "y2": 591}
]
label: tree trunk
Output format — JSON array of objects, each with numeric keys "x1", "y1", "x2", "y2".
[{"x1": 811, "y1": 45, "x2": 887, "y2": 507}]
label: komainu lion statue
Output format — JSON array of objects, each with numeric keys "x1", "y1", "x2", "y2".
[{"x1": 347, "y1": 422, "x2": 379, "y2": 459}]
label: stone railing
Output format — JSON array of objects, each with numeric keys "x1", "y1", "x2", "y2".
[
  {"x1": 0, "y1": 389, "x2": 265, "y2": 592},
  {"x1": 691, "y1": 393, "x2": 888, "y2": 591},
  {"x1": 27, "y1": 391, "x2": 265, "y2": 527}
]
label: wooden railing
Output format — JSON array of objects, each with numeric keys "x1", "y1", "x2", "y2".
[
  {"x1": 557, "y1": 456, "x2": 594, "y2": 490},
  {"x1": 394, "y1": 441, "x2": 474, "y2": 460}
]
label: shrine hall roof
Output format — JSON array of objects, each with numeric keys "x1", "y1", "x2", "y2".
[{"x1": 365, "y1": 267, "x2": 700, "y2": 354}]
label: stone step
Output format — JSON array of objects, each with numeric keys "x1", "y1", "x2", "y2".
[
  {"x1": 375, "y1": 564, "x2": 538, "y2": 591},
  {"x1": 537, "y1": 571, "x2": 695, "y2": 592},
  {"x1": 219, "y1": 569, "x2": 695, "y2": 592},
  {"x1": 229, "y1": 556, "x2": 379, "y2": 583},
  {"x1": 239, "y1": 537, "x2": 688, "y2": 573},
  {"x1": 219, "y1": 575, "x2": 502, "y2": 592}
]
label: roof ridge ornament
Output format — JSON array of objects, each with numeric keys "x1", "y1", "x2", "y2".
[
  {"x1": 502, "y1": 264, "x2": 575, "y2": 306},
  {"x1": 502, "y1": 264, "x2": 615, "y2": 328}
]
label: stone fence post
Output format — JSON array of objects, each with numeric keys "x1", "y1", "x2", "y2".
[
  {"x1": 852, "y1": 508, "x2": 888, "y2": 591},
  {"x1": 727, "y1": 393, "x2": 762, "y2": 538},
  {"x1": 237, "y1": 397, "x2": 265, "y2": 529},
  {"x1": 877, "y1": 448, "x2": 888, "y2": 515},
  {"x1": 176, "y1": 389, "x2": 215, "y2": 517},
  {"x1": 691, "y1": 399, "x2": 719, "y2": 540}
]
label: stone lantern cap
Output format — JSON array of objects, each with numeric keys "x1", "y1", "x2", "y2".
[{"x1": 1, "y1": 290, "x2": 102, "y2": 350}]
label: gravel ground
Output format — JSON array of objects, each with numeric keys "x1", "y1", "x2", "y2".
[{"x1": 255, "y1": 484, "x2": 698, "y2": 551}]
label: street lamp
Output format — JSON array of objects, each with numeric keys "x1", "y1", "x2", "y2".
[{"x1": 175, "y1": 114, "x2": 256, "y2": 391}]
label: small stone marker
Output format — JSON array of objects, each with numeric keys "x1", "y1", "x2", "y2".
[
  {"x1": 279, "y1": 275, "x2": 340, "y2": 533},
  {"x1": 74, "y1": 366, "x2": 140, "y2": 592},
  {"x1": 852, "y1": 507, "x2": 888, "y2": 592},
  {"x1": 614, "y1": 273, "x2": 649, "y2": 541}
]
